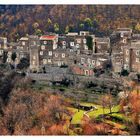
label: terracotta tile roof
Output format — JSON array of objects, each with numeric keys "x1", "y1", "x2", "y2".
[{"x1": 40, "y1": 35, "x2": 56, "y2": 40}]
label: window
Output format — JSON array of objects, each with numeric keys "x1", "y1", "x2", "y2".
[
  {"x1": 83, "y1": 39, "x2": 86, "y2": 44},
  {"x1": 63, "y1": 41, "x2": 66, "y2": 46},
  {"x1": 70, "y1": 42, "x2": 74, "y2": 46},
  {"x1": 20, "y1": 54, "x2": 24, "y2": 58},
  {"x1": 87, "y1": 58, "x2": 91, "y2": 64},
  {"x1": 22, "y1": 41, "x2": 25, "y2": 46},
  {"x1": 96, "y1": 61, "x2": 101, "y2": 66},
  {"x1": 81, "y1": 58, "x2": 85, "y2": 64},
  {"x1": 32, "y1": 61, "x2": 35, "y2": 65},
  {"x1": 55, "y1": 53, "x2": 58, "y2": 57},
  {"x1": 62, "y1": 46, "x2": 66, "y2": 49},
  {"x1": 41, "y1": 45, "x2": 45, "y2": 50},
  {"x1": 98, "y1": 45, "x2": 101, "y2": 49},
  {"x1": 43, "y1": 59, "x2": 47, "y2": 64},
  {"x1": 33, "y1": 56, "x2": 36, "y2": 60},
  {"x1": 48, "y1": 51, "x2": 52, "y2": 56},
  {"x1": 0, "y1": 50, "x2": 3, "y2": 55},
  {"x1": 84, "y1": 45, "x2": 88, "y2": 50},
  {"x1": 92, "y1": 60, "x2": 95, "y2": 65},
  {"x1": 58, "y1": 61, "x2": 61, "y2": 66},
  {"x1": 124, "y1": 64, "x2": 129, "y2": 69},
  {"x1": 77, "y1": 39, "x2": 81, "y2": 44},
  {"x1": 70, "y1": 49, "x2": 73, "y2": 52},
  {"x1": 123, "y1": 39, "x2": 126, "y2": 43},
  {"x1": 120, "y1": 33, "x2": 124, "y2": 37},
  {"x1": 77, "y1": 50, "x2": 80, "y2": 54},
  {"x1": 126, "y1": 50, "x2": 129, "y2": 55},
  {"x1": 62, "y1": 53, "x2": 65, "y2": 58},
  {"x1": 136, "y1": 58, "x2": 139, "y2": 63},
  {"x1": 32, "y1": 41, "x2": 36, "y2": 45},
  {"x1": 126, "y1": 58, "x2": 129, "y2": 62},
  {"x1": 48, "y1": 59, "x2": 51, "y2": 63},
  {"x1": 76, "y1": 44, "x2": 80, "y2": 48},
  {"x1": 44, "y1": 41, "x2": 47, "y2": 44},
  {"x1": 85, "y1": 70, "x2": 89, "y2": 75},
  {"x1": 8, "y1": 52, "x2": 12, "y2": 56},
  {"x1": 7, "y1": 58, "x2": 11, "y2": 63},
  {"x1": 40, "y1": 51, "x2": 43, "y2": 55},
  {"x1": 136, "y1": 50, "x2": 140, "y2": 56}
]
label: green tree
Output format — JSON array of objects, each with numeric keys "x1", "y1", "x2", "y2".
[
  {"x1": 47, "y1": 18, "x2": 52, "y2": 25},
  {"x1": 11, "y1": 52, "x2": 17, "y2": 69},
  {"x1": 54, "y1": 23, "x2": 59, "y2": 33},
  {"x1": 2, "y1": 51, "x2": 8, "y2": 63},
  {"x1": 35, "y1": 29, "x2": 42, "y2": 36},
  {"x1": 65, "y1": 25, "x2": 69, "y2": 34},
  {"x1": 84, "y1": 18, "x2": 93, "y2": 30},
  {"x1": 32, "y1": 22, "x2": 39, "y2": 29},
  {"x1": 79, "y1": 23, "x2": 84, "y2": 29},
  {"x1": 11, "y1": 52, "x2": 17, "y2": 62},
  {"x1": 17, "y1": 58, "x2": 29, "y2": 70},
  {"x1": 86, "y1": 36, "x2": 93, "y2": 50},
  {"x1": 135, "y1": 23, "x2": 140, "y2": 32}
]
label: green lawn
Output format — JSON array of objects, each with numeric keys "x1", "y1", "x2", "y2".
[
  {"x1": 71, "y1": 110, "x2": 85, "y2": 124},
  {"x1": 68, "y1": 103, "x2": 120, "y2": 124},
  {"x1": 87, "y1": 105, "x2": 120, "y2": 117},
  {"x1": 67, "y1": 107, "x2": 85, "y2": 124}
]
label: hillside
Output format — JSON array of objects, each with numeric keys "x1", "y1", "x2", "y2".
[{"x1": 0, "y1": 5, "x2": 140, "y2": 41}]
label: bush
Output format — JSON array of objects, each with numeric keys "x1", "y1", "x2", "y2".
[{"x1": 121, "y1": 69, "x2": 129, "y2": 76}]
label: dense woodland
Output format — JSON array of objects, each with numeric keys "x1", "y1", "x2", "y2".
[{"x1": 0, "y1": 5, "x2": 140, "y2": 41}]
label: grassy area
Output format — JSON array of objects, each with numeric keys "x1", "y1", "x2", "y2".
[
  {"x1": 87, "y1": 105, "x2": 120, "y2": 117},
  {"x1": 67, "y1": 107, "x2": 85, "y2": 124},
  {"x1": 68, "y1": 103, "x2": 121, "y2": 124}
]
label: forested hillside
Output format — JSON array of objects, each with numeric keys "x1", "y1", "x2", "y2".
[{"x1": 0, "y1": 5, "x2": 140, "y2": 41}]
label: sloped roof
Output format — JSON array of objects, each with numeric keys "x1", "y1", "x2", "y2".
[
  {"x1": 19, "y1": 37, "x2": 29, "y2": 41},
  {"x1": 40, "y1": 35, "x2": 56, "y2": 40},
  {"x1": 95, "y1": 37, "x2": 110, "y2": 43}
]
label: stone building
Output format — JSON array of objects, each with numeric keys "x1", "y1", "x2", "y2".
[
  {"x1": 94, "y1": 37, "x2": 110, "y2": 54},
  {"x1": 6, "y1": 42, "x2": 19, "y2": 64},
  {"x1": 111, "y1": 28, "x2": 132, "y2": 54},
  {"x1": 0, "y1": 37, "x2": 7, "y2": 62},
  {"x1": 70, "y1": 53, "x2": 109, "y2": 76},
  {"x1": 29, "y1": 36, "x2": 40, "y2": 72},
  {"x1": 58, "y1": 35, "x2": 67, "y2": 49},
  {"x1": 39, "y1": 34, "x2": 58, "y2": 67},
  {"x1": 14, "y1": 37, "x2": 30, "y2": 64},
  {"x1": 123, "y1": 42, "x2": 140, "y2": 72},
  {"x1": 111, "y1": 53, "x2": 123, "y2": 73},
  {"x1": 53, "y1": 48, "x2": 68, "y2": 67}
]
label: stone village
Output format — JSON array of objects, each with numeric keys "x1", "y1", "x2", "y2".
[{"x1": 0, "y1": 28, "x2": 140, "y2": 84}]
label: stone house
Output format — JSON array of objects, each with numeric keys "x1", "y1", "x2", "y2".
[
  {"x1": 111, "y1": 53, "x2": 123, "y2": 73},
  {"x1": 94, "y1": 37, "x2": 110, "y2": 54},
  {"x1": 70, "y1": 64, "x2": 94, "y2": 76},
  {"x1": 58, "y1": 35, "x2": 67, "y2": 49},
  {"x1": 123, "y1": 43, "x2": 140, "y2": 72},
  {"x1": 71, "y1": 53, "x2": 109, "y2": 76},
  {"x1": 75, "y1": 35, "x2": 95, "y2": 54},
  {"x1": 0, "y1": 37, "x2": 7, "y2": 62},
  {"x1": 6, "y1": 42, "x2": 19, "y2": 64},
  {"x1": 111, "y1": 28, "x2": 132, "y2": 54},
  {"x1": 39, "y1": 34, "x2": 58, "y2": 67},
  {"x1": 14, "y1": 37, "x2": 30, "y2": 64},
  {"x1": 53, "y1": 48, "x2": 68, "y2": 67},
  {"x1": 29, "y1": 35, "x2": 40, "y2": 72}
]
